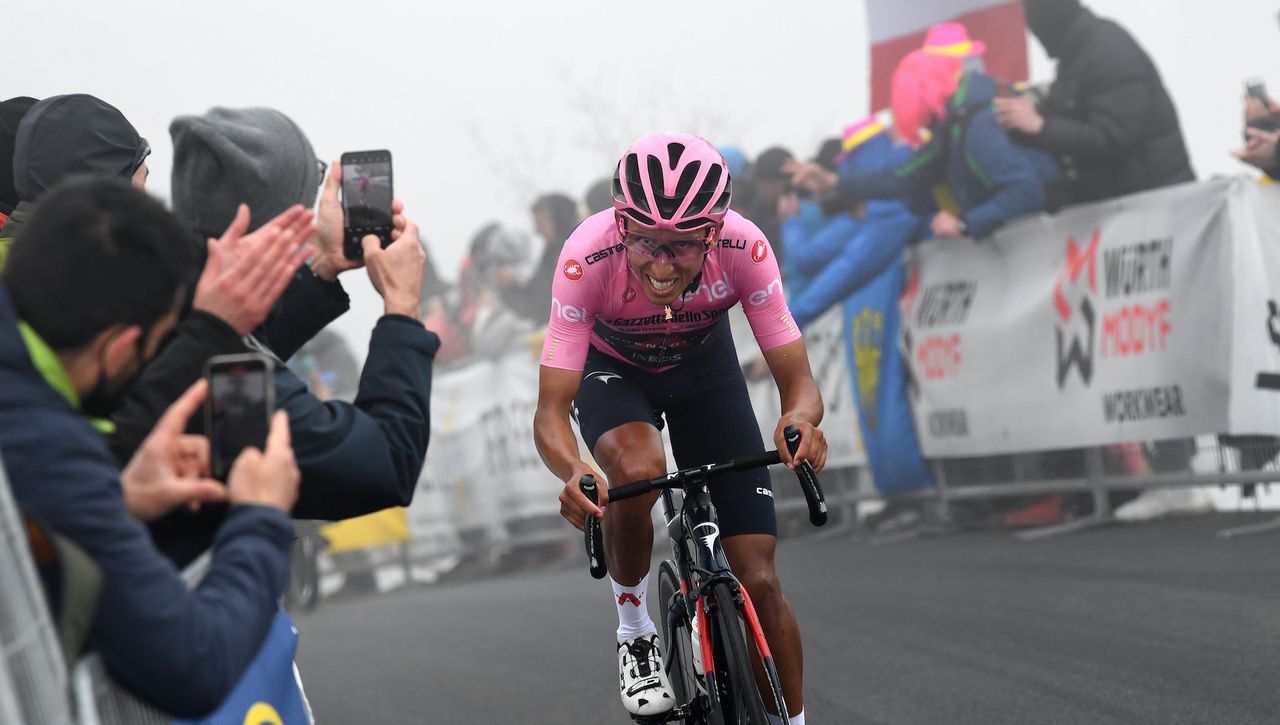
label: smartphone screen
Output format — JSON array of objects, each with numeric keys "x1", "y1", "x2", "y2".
[
  {"x1": 205, "y1": 354, "x2": 274, "y2": 478},
  {"x1": 1247, "y1": 78, "x2": 1268, "y2": 104},
  {"x1": 342, "y1": 153, "x2": 393, "y2": 229}
]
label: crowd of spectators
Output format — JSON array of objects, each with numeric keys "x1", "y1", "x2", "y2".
[{"x1": 0, "y1": 0, "x2": 1274, "y2": 717}]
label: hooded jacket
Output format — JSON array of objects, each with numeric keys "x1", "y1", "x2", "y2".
[
  {"x1": 12, "y1": 94, "x2": 147, "y2": 203},
  {"x1": 0, "y1": 283, "x2": 293, "y2": 717},
  {"x1": 0, "y1": 96, "x2": 38, "y2": 219},
  {"x1": 838, "y1": 72, "x2": 1059, "y2": 239},
  {"x1": 1020, "y1": 2, "x2": 1195, "y2": 204}
]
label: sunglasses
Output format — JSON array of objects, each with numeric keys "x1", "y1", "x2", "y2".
[
  {"x1": 622, "y1": 228, "x2": 716, "y2": 262},
  {"x1": 130, "y1": 138, "x2": 152, "y2": 174}
]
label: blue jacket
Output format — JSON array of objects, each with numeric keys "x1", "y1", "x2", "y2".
[
  {"x1": 839, "y1": 73, "x2": 1059, "y2": 240},
  {"x1": 0, "y1": 284, "x2": 293, "y2": 717},
  {"x1": 788, "y1": 135, "x2": 926, "y2": 328}
]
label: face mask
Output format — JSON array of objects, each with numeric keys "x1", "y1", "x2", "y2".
[{"x1": 80, "y1": 329, "x2": 148, "y2": 419}]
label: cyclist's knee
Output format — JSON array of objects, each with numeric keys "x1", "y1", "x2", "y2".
[
  {"x1": 738, "y1": 566, "x2": 782, "y2": 606},
  {"x1": 595, "y1": 433, "x2": 665, "y2": 488}
]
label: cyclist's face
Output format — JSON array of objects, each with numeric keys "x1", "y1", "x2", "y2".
[{"x1": 620, "y1": 222, "x2": 717, "y2": 305}]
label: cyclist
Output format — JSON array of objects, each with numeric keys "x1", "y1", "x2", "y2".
[{"x1": 533, "y1": 132, "x2": 826, "y2": 725}]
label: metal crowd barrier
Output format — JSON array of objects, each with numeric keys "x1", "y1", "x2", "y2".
[{"x1": 0, "y1": 456, "x2": 74, "y2": 725}]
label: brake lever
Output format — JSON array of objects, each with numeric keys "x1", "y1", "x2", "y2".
[
  {"x1": 783, "y1": 425, "x2": 828, "y2": 527},
  {"x1": 580, "y1": 475, "x2": 608, "y2": 578}
]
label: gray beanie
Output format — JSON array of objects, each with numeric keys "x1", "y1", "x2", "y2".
[{"x1": 170, "y1": 107, "x2": 321, "y2": 237}]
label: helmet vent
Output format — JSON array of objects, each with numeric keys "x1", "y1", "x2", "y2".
[
  {"x1": 624, "y1": 153, "x2": 651, "y2": 214},
  {"x1": 666, "y1": 142, "x2": 686, "y2": 170}
]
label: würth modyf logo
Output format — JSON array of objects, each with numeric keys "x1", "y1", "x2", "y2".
[{"x1": 1053, "y1": 230, "x2": 1100, "y2": 388}]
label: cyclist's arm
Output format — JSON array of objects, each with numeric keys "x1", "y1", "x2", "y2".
[
  {"x1": 534, "y1": 365, "x2": 606, "y2": 527},
  {"x1": 762, "y1": 339, "x2": 827, "y2": 471},
  {"x1": 534, "y1": 365, "x2": 587, "y2": 483}
]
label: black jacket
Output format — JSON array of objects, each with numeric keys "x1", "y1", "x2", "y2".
[
  {"x1": 1017, "y1": 9, "x2": 1194, "y2": 206},
  {"x1": 107, "y1": 268, "x2": 441, "y2": 567}
]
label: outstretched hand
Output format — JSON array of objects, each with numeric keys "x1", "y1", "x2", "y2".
[
  {"x1": 121, "y1": 380, "x2": 228, "y2": 521},
  {"x1": 194, "y1": 204, "x2": 313, "y2": 334}
]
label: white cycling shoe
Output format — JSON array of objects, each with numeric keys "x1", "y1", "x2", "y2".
[{"x1": 617, "y1": 633, "x2": 676, "y2": 718}]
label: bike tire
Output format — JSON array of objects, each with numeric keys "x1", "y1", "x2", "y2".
[
  {"x1": 709, "y1": 583, "x2": 770, "y2": 725},
  {"x1": 658, "y1": 560, "x2": 704, "y2": 724}
]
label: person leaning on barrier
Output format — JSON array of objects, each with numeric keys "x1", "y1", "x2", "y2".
[
  {"x1": 790, "y1": 50, "x2": 1059, "y2": 241},
  {"x1": 993, "y1": 0, "x2": 1195, "y2": 208},
  {"x1": 105, "y1": 107, "x2": 438, "y2": 567},
  {"x1": 0, "y1": 177, "x2": 301, "y2": 717}
]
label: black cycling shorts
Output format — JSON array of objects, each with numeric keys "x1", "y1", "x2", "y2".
[{"x1": 573, "y1": 321, "x2": 775, "y2": 538}]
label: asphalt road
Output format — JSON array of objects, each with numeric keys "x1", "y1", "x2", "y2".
[{"x1": 295, "y1": 513, "x2": 1280, "y2": 724}]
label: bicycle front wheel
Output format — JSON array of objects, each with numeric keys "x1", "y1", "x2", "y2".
[
  {"x1": 658, "y1": 560, "x2": 704, "y2": 724},
  {"x1": 709, "y1": 583, "x2": 770, "y2": 725}
]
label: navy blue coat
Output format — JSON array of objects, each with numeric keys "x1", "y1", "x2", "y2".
[{"x1": 0, "y1": 284, "x2": 293, "y2": 717}]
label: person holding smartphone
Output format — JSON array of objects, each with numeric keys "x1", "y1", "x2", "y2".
[
  {"x1": 104, "y1": 106, "x2": 439, "y2": 570},
  {"x1": 0, "y1": 177, "x2": 302, "y2": 716},
  {"x1": 992, "y1": 0, "x2": 1194, "y2": 208}
]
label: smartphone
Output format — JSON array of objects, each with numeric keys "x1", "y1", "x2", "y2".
[
  {"x1": 1247, "y1": 78, "x2": 1268, "y2": 105},
  {"x1": 341, "y1": 149, "x2": 394, "y2": 260},
  {"x1": 203, "y1": 353, "x2": 275, "y2": 479}
]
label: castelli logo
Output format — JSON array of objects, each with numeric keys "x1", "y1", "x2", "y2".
[
  {"x1": 751, "y1": 240, "x2": 768, "y2": 265},
  {"x1": 563, "y1": 259, "x2": 584, "y2": 282},
  {"x1": 623, "y1": 287, "x2": 637, "y2": 304}
]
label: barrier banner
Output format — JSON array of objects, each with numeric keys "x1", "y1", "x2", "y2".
[
  {"x1": 173, "y1": 607, "x2": 310, "y2": 725},
  {"x1": 733, "y1": 307, "x2": 866, "y2": 469},
  {"x1": 903, "y1": 178, "x2": 1280, "y2": 456},
  {"x1": 414, "y1": 353, "x2": 551, "y2": 548}
]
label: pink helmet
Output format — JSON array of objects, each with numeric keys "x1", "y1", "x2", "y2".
[{"x1": 612, "y1": 132, "x2": 732, "y2": 233}]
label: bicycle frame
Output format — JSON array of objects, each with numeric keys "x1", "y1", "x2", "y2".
[
  {"x1": 578, "y1": 426, "x2": 826, "y2": 723},
  {"x1": 657, "y1": 470, "x2": 788, "y2": 721}
]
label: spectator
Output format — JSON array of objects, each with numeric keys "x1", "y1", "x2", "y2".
[
  {"x1": 584, "y1": 177, "x2": 614, "y2": 215},
  {"x1": 745, "y1": 146, "x2": 793, "y2": 249},
  {"x1": 0, "y1": 177, "x2": 300, "y2": 716},
  {"x1": 718, "y1": 144, "x2": 750, "y2": 181},
  {"x1": 0, "y1": 96, "x2": 37, "y2": 231},
  {"x1": 287, "y1": 329, "x2": 360, "y2": 402},
  {"x1": 1235, "y1": 101, "x2": 1280, "y2": 178},
  {"x1": 786, "y1": 118, "x2": 923, "y2": 329},
  {"x1": 923, "y1": 21, "x2": 986, "y2": 74},
  {"x1": 793, "y1": 51, "x2": 1058, "y2": 241},
  {"x1": 469, "y1": 225, "x2": 539, "y2": 358},
  {"x1": 502, "y1": 192, "x2": 581, "y2": 325},
  {"x1": 111, "y1": 106, "x2": 439, "y2": 567},
  {"x1": 994, "y1": 0, "x2": 1194, "y2": 208},
  {"x1": 1, "y1": 94, "x2": 151, "y2": 253}
]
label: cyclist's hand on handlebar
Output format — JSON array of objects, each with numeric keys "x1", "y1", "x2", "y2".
[
  {"x1": 775, "y1": 418, "x2": 827, "y2": 472},
  {"x1": 559, "y1": 463, "x2": 606, "y2": 531}
]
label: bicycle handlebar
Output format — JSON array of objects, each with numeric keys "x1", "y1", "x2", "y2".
[
  {"x1": 783, "y1": 425, "x2": 828, "y2": 527},
  {"x1": 580, "y1": 475, "x2": 608, "y2": 579},
  {"x1": 577, "y1": 425, "x2": 828, "y2": 577}
]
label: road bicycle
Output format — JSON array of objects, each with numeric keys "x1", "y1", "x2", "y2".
[{"x1": 580, "y1": 425, "x2": 827, "y2": 724}]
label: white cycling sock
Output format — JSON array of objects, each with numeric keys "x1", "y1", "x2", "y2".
[
  {"x1": 612, "y1": 574, "x2": 656, "y2": 642},
  {"x1": 789, "y1": 711, "x2": 805, "y2": 725}
]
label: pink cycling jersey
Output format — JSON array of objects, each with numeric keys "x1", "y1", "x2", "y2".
[{"x1": 540, "y1": 209, "x2": 801, "y2": 373}]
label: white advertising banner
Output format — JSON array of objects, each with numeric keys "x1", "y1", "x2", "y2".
[
  {"x1": 904, "y1": 177, "x2": 1280, "y2": 457},
  {"x1": 731, "y1": 306, "x2": 866, "y2": 469}
]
